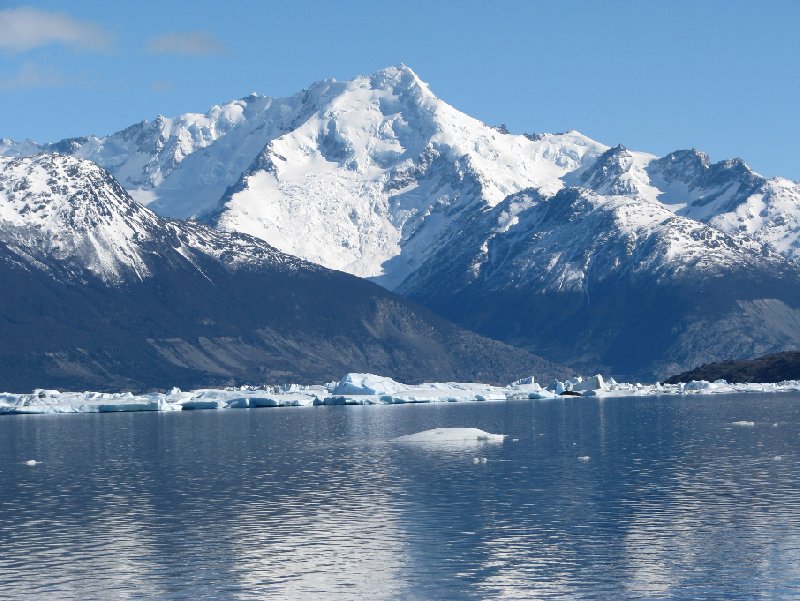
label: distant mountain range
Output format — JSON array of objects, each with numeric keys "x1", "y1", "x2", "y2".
[
  {"x1": 3, "y1": 65, "x2": 800, "y2": 381},
  {"x1": 0, "y1": 154, "x2": 561, "y2": 391}
]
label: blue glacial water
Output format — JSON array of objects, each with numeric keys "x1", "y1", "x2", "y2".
[{"x1": 1, "y1": 393, "x2": 799, "y2": 600}]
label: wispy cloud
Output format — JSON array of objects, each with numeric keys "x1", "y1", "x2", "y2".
[
  {"x1": 146, "y1": 31, "x2": 226, "y2": 56},
  {"x1": 0, "y1": 61, "x2": 66, "y2": 90},
  {"x1": 0, "y1": 6, "x2": 113, "y2": 53},
  {"x1": 150, "y1": 79, "x2": 174, "y2": 93}
]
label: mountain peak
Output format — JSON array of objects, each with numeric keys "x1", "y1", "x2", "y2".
[
  {"x1": 0, "y1": 153, "x2": 159, "y2": 282},
  {"x1": 661, "y1": 148, "x2": 710, "y2": 168},
  {"x1": 577, "y1": 143, "x2": 638, "y2": 194},
  {"x1": 719, "y1": 157, "x2": 750, "y2": 173},
  {"x1": 364, "y1": 63, "x2": 432, "y2": 98},
  {"x1": 374, "y1": 62, "x2": 421, "y2": 80},
  {"x1": 0, "y1": 153, "x2": 140, "y2": 221},
  {"x1": 649, "y1": 149, "x2": 710, "y2": 188}
]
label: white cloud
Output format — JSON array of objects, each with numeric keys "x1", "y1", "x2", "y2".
[
  {"x1": 146, "y1": 31, "x2": 226, "y2": 56},
  {"x1": 0, "y1": 61, "x2": 66, "y2": 90},
  {"x1": 0, "y1": 6, "x2": 113, "y2": 53}
]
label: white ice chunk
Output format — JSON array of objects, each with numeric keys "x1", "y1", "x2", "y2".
[
  {"x1": 684, "y1": 380, "x2": 716, "y2": 391},
  {"x1": 3, "y1": 373, "x2": 800, "y2": 416},
  {"x1": 394, "y1": 428, "x2": 507, "y2": 443},
  {"x1": 572, "y1": 374, "x2": 606, "y2": 392},
  {"x1": 333, "y1": 373, "x2": 409, "y2": 395}
]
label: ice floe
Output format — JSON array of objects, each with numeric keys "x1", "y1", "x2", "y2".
[
  {"x1": 0, "y1": 385, "x2": 328, "y2": 415},
  {"x1": 326, "y1": 373, "x2": 511, "y2": 405},
  {"x1": 394, "y1": 428, "x2": 507, "y2": 443},
  {"x1": 582, "y1": 379, "x2": 800, "y2": 398},
  {"x1": 1, "y1": 373, "x2": 800, "y2": 416}
]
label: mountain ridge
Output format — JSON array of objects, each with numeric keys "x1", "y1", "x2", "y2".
[
  {"x1": 666, "y1": 351, "x2": 800, "y2": 384},
  {"x1": 3, "y1": 65, "x2": 800, "y2": 379},
  {"x1": 0, "y1": 153, "x2": 565, "y2": 391},
  {"x1": 4, "y1": 65, "x2": 798, "y2": 271}
]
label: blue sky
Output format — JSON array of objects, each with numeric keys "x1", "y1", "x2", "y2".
[{"x1": 1, "y1": 0, "x2": 798, "y2": 179}]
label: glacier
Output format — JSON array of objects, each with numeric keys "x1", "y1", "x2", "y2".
[{"x1": 2, "y1": 373, "x2": 800, "y2": 416}]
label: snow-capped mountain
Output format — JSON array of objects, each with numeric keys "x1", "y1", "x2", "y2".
[
  {"x1": 0, "y1": 153, "x2": 308, "y2": 284},
  {"x1": 4, "y1": 65, "x2": 800, "y2": 378},
  {"x1": 571, "y1": 145, "x2": 800, "y2": 261},
  {"x1": 4, "y1": 65, "x2": 798, "y2": 274},
  {"x1": 0, "y1": 153, "x2": 159, "y2": 283},
  {"x1": 1, "y1": 66, "x2": 610, "y2": 284},
  {"x1": 2, "y1": 94, "x2": 305, "y2": 219},
  {"x1": 0, "y1": 153, "x2": 559, "y2": 391},
  {"x1": 209, "y1": 67, "x2": 606, "y2": 285},
  {"x1": 397, "y1": 186, "x2": 800, "y2": 379}
]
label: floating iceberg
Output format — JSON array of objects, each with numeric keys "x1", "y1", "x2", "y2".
[
  {"x1": 394, "y1": 428, "x2": 507, "y2": 443},
  {"x1": 0, "y1": 385, "x2": 327, "y2": 415},
  {"x1": 581, "y1": 378, "x2": 800, "y2": 399},
  {"x1": 332, "y1": 373, "x2": 411, "y2": 396},
  {"x1": 2, "y1": 372, "x2": 800, "y2": 416},
  {"x1": 684, "y1": 380, "x2": 718, "y2": 391},
  {"x1": 545, "y1": 375, "x2": 607, "y2": 396},
  {"x1": 324, "y1": 374, "x2": 509, "y2": 405}
]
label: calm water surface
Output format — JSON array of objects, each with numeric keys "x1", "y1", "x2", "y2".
[{"x1": 1, "y1": 394, "x2": 799, "y2": 600}]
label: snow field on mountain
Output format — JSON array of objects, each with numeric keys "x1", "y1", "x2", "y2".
[
  {"x1": 3, "y1": 65, "x2": 800, "y2": 281},
  {"x1": 215, "y1": 66, "x2": 609, "y2": 281},
  {"x1": 5, "y1": 64, "x2": 799, "y2": 286}
]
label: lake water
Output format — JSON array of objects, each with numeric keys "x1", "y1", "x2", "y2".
[{"x1": 1, "y1": 394, "x2": 799, "y2": 600}]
